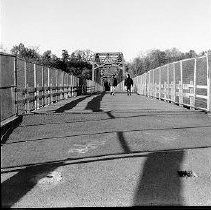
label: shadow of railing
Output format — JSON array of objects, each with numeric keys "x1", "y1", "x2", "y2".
[
  {"x1": 1, "y1": 150, "x2": 150, "y2": 208},
  {"x1": 117, "y1": 131, "x2": 130, "y2": 154},
  {"x1": 2, "y1": 133, "x2": 186, "y2": 207},
  {"x1": 111, "y1": 111, "x2": 184, "y2": 206},
  {"x1": 1, "y1": 162, "x2": 61, "y2": 208},
  {"x1": 133, "y1": 150, "x2": 184, "y2": 206},
  {"x1": 1, "y1": 116, "x2": 23, "y2": 145},
  {"x1": 85, "y1": 92, "x2": 106, "y2": 112},
  {"x1": 0, "y1": 92, "x2": 206, "y2": 207},
  {"x1": 16, "y1": 109, "x2": 207, "y2": 128},
  {"x1": 4, "y1": 122, "x2": 211, "y2": 146},
  {"x1": 54, "y1": 95, "x2": 93, "y2": 113}
]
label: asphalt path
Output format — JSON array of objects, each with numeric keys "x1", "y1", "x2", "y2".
[{"x1": 1, "y1": 92, "x2": 211, "y2": 207}]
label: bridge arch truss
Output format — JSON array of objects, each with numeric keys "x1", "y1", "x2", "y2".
[{"x1": 91, "y1": 52, "x2": 126, "y2": 85}]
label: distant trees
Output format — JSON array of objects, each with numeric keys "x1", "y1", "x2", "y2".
[
  {"x1": 10, "y1": 43, "x2": 209, "y2": 80},
  {"x1": 10, "y1": 43, "x2": 94, "y2": 80},
  {"x1": 128, "y1": 48, "x2": 204, "y2": 77},
  {"x1": 11, "y1": 43, "x2": 40, "y2": 62},
  {"x1": 67, "y1": 50, "x2": 93, "y2": 79}
]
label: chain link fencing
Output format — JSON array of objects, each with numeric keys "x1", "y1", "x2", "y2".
[
  {"x1": 117, "y1": 52, "x2": 211, "y2": 112},
  {"x1": 1, "y1": 53, "x2": 103, "y2": 124}
]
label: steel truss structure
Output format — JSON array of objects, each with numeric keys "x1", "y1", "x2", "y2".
[{"x1": 91, "y1": 52, "x2": 125, "y2": 83}]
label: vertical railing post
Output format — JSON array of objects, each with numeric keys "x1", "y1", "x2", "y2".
[
  {"x1": 72, "y1": 75, "x2": 75, "y2": 97},
  {"x1": 63, "y1": 72, "x2": 65, "y2": 99},
  {"x1": 43, "y1": 67, "x2": 45, "y2": 107},
  {"x1": 69, "y1": 75, "x2": 72, "y2": 97},
  {"x1": 55, "y1": 69, "x2": 58, "y2": 102},
  {"x1": 68, "y1": 74, "x2": 71, "y2": 98},
  {"x1": 70, "y1": 75, "x2": 72, "y2": 97},
  {"x1": 13, "y1": 56, "x2": 18, "y2": 115},
  {"x1": 86, "y1": 79, "x2": 89, "y2": 94},
  {"x1": 141, "y1": 75, "x2": 142, "y2": 94},
  {"x1": 34, "y1": 63, "x2": 38, "y2": 110},
  {"x1": 24, "y1": 61, "x2": 28, "y2": 113},
  {"x1": 33, "y1": 63, "x2": 36, "y2": 109},
  {"x1": 144, "y1": 73, "x2": 146, "y2": 96},
  {"x1": 76, "y1": 77, "x2": 79, "y2": 96},
  {"x1": 149, "y1": 71, "x2": 151, "y2": 97},
  {"x1": 26, "y1": 84, "x2": 30, "y2": 113},
  {"x1": 191, "y1": 58, "x2": 197, "y2": 109},
  {"x1": 152, "y1": 69, "x2": 155, "y2": 97},
  {"x1": 157, "y1": 69, "x2": 158, "y2": 98},
  {"x1": 140, "y1": 75, "x2": 141, "y2": 94},
  {"x1": 159, "y1": 67, "x2": 161, "y2": 99},
  {"x1": 66, "y1": 74, "x2": 69, "y2": 99},
  {"x1": 164, "y1": 66, "x2": 167, "y2": 100},
  {"x1": 41, "y1": 66, "x2": 44, "y2": 108},
  {"x1": 153, "y1": 69, "x2": 156, "y2": 97},
  {"x1": 148, "y1": 72, "x2": 150, "y2": 96},
  {"x1": 207, "y1": 51, "x2": 211, "y2": 112},
  {"x1": 57, "y1": 69, "x2": 61, "y2": 101},
  {"x1": 67, "y1": 75, "x2": 70, "y2": 98},
  {"x1": 92, "y1": 64, "x2": 95, "y2": 81},
  {"x1": 64, "y1": 73, "x2": 66, "y2": 99},
  {"x1": 45, "y1": 67, "x2": 48, "y2": 106},
  {"x1": 179, "y1": 61, "x2": 183, "y2": 105},
  {"x1": 25, "y1": 62, "x2": 30, "y2": 113},
  {"x1": 60, "y1": 71, "x2": 62, "y2": 100},
  {"x1": 71, "y1": 75, "x2": 73, "y2": 96},
  {"x1": 77, "y1": 77, "x2": 79, "y2": 96},
  {"x1": 173, "y1": 63, "x2": 176, "y2": 103},
  {"x1": 146, "y1": 74, "x2": 148, "y2": 96},
  {"x1": 58, "y1": 69, "x2": 60, "y2": 102},
  {"x1": 61, "y1": 71, "x2": 63, "y2": 100},
  {"x1": 50, "y1": 70, "x2": 53, "y2": 104},
  {"x1": 75, "y1": 76, "x2": 76, "y2": 95},
  {"x1": 47, "y1": 67, "x2": 50, "y2": 105},
  {"x1": 73, "y1": 76, "x2": 75, "y2": 96},
  {"x1": 72, "y1": 75, "x2": 74, "y2": 95},
  {"x1": 74, "y1": 76, "x2": 76, "y2": 96},
  {"x1": 151, "y1": 70, "x2": 153, "y2": 97},
  {"x1": 167, "y1": 65, "x2": 170, "y2": 101}
]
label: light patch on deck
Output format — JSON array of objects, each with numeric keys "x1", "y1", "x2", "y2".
[
  {"x1": 144, "y1": 131, "x2": 179, "y2": 143},
  {"x1": 160, "y1": 135, "x2": 179, "y2": 142},
  {"x1": 68, "y1": 140, "x2": 106, "y2": 154},
  {"x1": 31, "y1": 171, "x2": 64, "y2": 190}
]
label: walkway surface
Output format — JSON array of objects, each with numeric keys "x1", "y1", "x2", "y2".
[{"x1": 1, "y1": 92, "x2": 211, "y2": 207}]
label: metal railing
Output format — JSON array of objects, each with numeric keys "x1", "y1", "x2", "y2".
[
  {"x1": 0, "y1": 53, "x2": 104, "y2": 125},
  {"x1": 116, "y1": 52, "x2": 211, "y2": 112}
]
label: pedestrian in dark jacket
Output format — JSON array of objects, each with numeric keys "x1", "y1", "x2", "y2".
[
  {"x1": 110, "y1": 75, "x2": 117, "y2": 95},
  {"x1": 124, "y1": 74, "x2": 133, "y2": 96}
]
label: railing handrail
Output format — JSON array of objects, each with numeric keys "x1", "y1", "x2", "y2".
[
  {"x1": 117, "y1": 53, "x2": 211, "y2": 112},
  {"x1": 1, "y1": 54, "x2": 104, "y2": 124}
]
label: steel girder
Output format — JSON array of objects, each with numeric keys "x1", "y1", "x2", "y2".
[{"x1": 92, "y1": 52, "x2": 125, "y2": 82}]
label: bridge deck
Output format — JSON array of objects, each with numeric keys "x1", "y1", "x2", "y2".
[{"x1": 1, "y1": 92, "x2": 211, "y2": 207}]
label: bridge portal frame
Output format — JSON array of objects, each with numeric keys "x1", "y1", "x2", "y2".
[{"x1": 91, "y1": 52, "x2": 126, "y2": 83}]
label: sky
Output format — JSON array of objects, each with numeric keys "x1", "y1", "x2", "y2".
[{"x1": 1, "y1": 0, "x2": 211, "y2": 61}]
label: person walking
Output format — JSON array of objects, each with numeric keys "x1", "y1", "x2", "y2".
[
  {"x1": 124, "y1": 74, "x2": 133, "y2": 96},
  {"x1": 110, "y1": 74, "x2": 117, "y2": 95}
]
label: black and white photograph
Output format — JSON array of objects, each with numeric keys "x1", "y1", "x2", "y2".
[{"x1": 1, "y1": 0, "x2": 211, "y2": 207}]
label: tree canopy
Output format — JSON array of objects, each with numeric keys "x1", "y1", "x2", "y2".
[
  {"x1": 10, "y1": 43, "x2": 208, "y2": 80},
  {"x1": 126, "y1": 48, "x2": 207, "y2": 77},
  {"x1": 10, "y1": 43, "x2": 94, "y2": 80}
]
